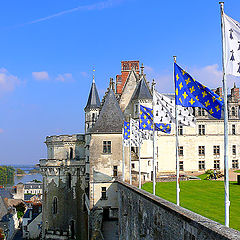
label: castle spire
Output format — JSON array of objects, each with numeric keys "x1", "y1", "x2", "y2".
[{"x1": 84, "y1": 71, "x2": 101, "y2": 111}]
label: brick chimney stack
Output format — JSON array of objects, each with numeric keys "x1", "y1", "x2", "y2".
[
  {"x1": 215, "y1": 87, "x2": 223, "y2": 97},
  {"x1": 231, "y1": 83, "x2": 239, "y2": 102},
  {"x1": 116, "y1": 60, "x2": 140, "y2": 94}
]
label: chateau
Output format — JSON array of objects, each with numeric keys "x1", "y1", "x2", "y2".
[{"x1": 39, "y1": 60, "x2": 240, "y2": 239}]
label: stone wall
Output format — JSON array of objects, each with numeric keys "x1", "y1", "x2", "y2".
[
  {"x1": 40, "y1": 159, "x2": 88, "y2": 240},
  {"x1": 117, "y1": 180, "x2": 240, "y2": 240}
]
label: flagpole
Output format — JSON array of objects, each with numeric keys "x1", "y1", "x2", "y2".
[
  {"x1": 173, "y1": 56, "x2": 180, "y2": 206},
  {"x1": 138, "y1": 102, "x2": 141, "y2": 188},
  {"x1": 152, "y1": 82, "x2": 156, "y2": 195},
  {"x1": 219, "y1": 2, "x2": 230, "y2": 227},
  {"x1": 122, "y1": 127, "x2": 125, "y2": 182},
  {"x1": 129, "y1": 115, "x2": 132, "y2": 185}
]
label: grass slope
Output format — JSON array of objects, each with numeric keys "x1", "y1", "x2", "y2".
[{"x1": 142, "y1": 180, "x2": 240, "y2": 231}]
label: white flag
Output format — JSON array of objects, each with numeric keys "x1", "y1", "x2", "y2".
[
  {"x1": 223, "y1": 13, "x2": 240, "y2": 76},
  {"x1": 123, "y1": 138, "x2": 130, "y2": 146},
  {"x1": 153, "y1": 90, "x2": 196, "y2": 127},
  {"x1": 130, "y1": 119, "x2": 141, "y2": 147}
]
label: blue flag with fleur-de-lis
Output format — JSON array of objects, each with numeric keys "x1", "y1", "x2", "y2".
[
  {"x1": 124, "y1": 121, "x2": 130, "y2": 140},
  {"x1": 140, "y1": 105, "x2": 171, "y2": 134},
  {"x1": 123, "y1": 121, "x2": 130, "y2": 146},
  {"x1": 174, "y1": 63, "x2": 223, "y2": 119}
]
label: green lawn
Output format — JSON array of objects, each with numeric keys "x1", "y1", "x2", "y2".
[{"x1": 142, "y1": 179, "x2": 240, "y2": 231}]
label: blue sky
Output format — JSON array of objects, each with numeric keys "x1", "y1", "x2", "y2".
[{"x1": 0, "y1": 0, "x2": 240, "y2": 165}]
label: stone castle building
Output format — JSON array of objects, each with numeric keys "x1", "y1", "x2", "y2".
[{"x1": 39, "y1": 60, "x2": 240, "y2": 239}]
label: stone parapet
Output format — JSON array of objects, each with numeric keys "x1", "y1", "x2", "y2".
[
  {"x1": 45, "y1": 134, "x2": 85, "y2": 143},
  {"x1": 117, "y1": 180, "x2": 240, "y2": 240},
  {"x1": 39, "y1": 159, "x2": 85, "y2": 167}
]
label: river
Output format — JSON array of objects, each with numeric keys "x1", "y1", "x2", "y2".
[
  {"x1": 14, "y1": 173, "x2": 42, "y2": 185},
  {"x1": 10, "y1": 165, "x2": 43, "y2": 186}
]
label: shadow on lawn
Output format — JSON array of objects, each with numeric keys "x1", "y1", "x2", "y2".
[{"x1": 229, "y1": 182, "x2": 240, "y2": 185}]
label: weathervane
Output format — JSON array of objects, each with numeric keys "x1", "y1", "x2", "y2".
[{"x1": 93, "y1": 66, "x2": 95, "y2": 83}]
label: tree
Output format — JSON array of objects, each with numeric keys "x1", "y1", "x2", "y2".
[
  {"x1": 14, "y1": 202, "x2": 26, "y2": 219},
  {"x1": 16, "y1": 168, "x2": 25, "y2": 175}
]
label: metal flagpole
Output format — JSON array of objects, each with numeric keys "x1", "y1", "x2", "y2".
[
  {"x1": 173, "y1": 56, "x2": 180, "y2": 206},
  {"x1": 129, "y1": 115, "x2": 132, "y2": 185},
  {"x1": 138, "y1": 102, "x2": 141, "y2": 188},
  {"x1": 122, "y1": 127, "x2": 125, "y2": 181},
  {"x1": 152, "y1": 83, "x2": 156, "y2": 195},
  {"x1": 138, "y1": 140, "x2": 141, "y2": 188},
  {"x1": 219, "y1": 2, "x2": 230, "y2": 227}
]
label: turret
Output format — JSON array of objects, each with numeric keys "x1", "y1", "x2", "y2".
[
  {"x1": 84, "y1": 74, "x2": 101, "y2": 133},
  {"x1": 130, "y1": 65, "x2": 152, "y2": 118}
]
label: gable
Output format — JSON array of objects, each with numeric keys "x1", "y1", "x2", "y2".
[{"x1": 119, "y1": 70, "x2": 139, "y2": 111}]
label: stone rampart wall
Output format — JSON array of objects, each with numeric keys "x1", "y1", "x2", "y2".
[{"x1": 117, "y1": 180, "x2": 240, "y2": 240}]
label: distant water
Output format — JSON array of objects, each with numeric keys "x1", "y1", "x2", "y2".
[
  {"x1": 14, "y1": 173, "x2": 42, "y2": 185},
  {"x1": 2, "y1": 165, "x2": 43, "y2": 186}
]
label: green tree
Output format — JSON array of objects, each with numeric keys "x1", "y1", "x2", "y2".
[{"x1": 16, "y1": 168, "x2": 26, "y2": 175}]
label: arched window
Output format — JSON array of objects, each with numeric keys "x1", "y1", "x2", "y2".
[
  {"x1": 92, "y1": 113, "x2": 95, "y2": 122},
  {"x1": 70, "y1": 147, "x2": 73, "y2": 159},
  {"x1": 53, "y1": 197, "x2": 58, "y2": 214},
  {"x1": 67, "y1": 173, "x2": 71, "y2": 189},
  {"x1": 232, "y1": 107, "x2": 235, "y2": 116},
  {"x1": 70, "y1": 220, "x2": 75, "y2": 239}
]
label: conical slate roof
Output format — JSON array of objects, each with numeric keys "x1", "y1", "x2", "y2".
[
  {"x1": 131, "y1": 76, "x2": 152, "y2": 100},
  {"x1": 91, "y1": 89, "x2": 124, "y2": 134},
  {"x1": 84, "y1": 80, "x2": 101, "y2": 111}
]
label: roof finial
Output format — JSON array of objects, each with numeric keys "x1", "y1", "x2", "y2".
[
  {"x1": 234, "y1": 82, "x2": 236, "y2": 88},
  {"x1": 151, "y1": 79, "x2": 156, "y2": 92},
  {"x1": 93, "y1": 67, "x2": 95, "y2": 83},
  {"x1": 109, "y1": 77, "x2": 114, "y2": 90},
  {"x1": 141, "y1": 63, "x2": 144, "y2": 75}
]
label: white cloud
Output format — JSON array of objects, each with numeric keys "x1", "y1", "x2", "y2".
[
  {"x1": 55, "y1": 73, "x2": 73, "y2": 82},
  {"x1": 190, "y1": 64, "x2": 222, "y2": 88},
  {"x1": 80, "y1": 72, "x2": 88, "y2": 77},
  {"x1": 0, "y1": 68, "x2": 20, "y2": 95},
  {"x1": 144, "y1": 65, "x2": 153, "y2": 73},
  {"x1": 32, "y1": 71, "x2": 49, "y2": 80}
]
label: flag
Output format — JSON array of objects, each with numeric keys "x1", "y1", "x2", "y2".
[
  {"x1": 140, "y1": 105, "x2": 171, "y2": 134},
  {"x1": 124, "y1": 120, "x2": 146, "y2": 146},
  {"x1": 130, "y1": 118, "x2": 141, "y2": 147},
  {"x1": 223, "y1": 12, "x2": 240, "y2": 76},
  {"x1": 153, "y1": 90, "x2": 196, "y2": 127},
  {"x1": 174, "y1": 63, "x2": 223, "y2": 119},
  {"x1": 123, "y1": 121, "x2": 130, "y2": 146}
]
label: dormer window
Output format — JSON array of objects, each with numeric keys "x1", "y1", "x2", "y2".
[{"x1": 232, "y1": 107, "x2": 235, "y2": 116}]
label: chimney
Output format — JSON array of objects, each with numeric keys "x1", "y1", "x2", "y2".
[
  {"x1": 231, "y1": 83, "x2": 239, "y2": 102},
  {"x1": 215, "y1": 87, "x2": 222, "y2": 97}
]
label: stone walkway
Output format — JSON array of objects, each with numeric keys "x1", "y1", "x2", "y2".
[
  {"x1": 217, "y1": 169, "x2": 239, "y2": 181},
  {"x1": 102, "y1": 220, "x2": 119, "y2": 240}
]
